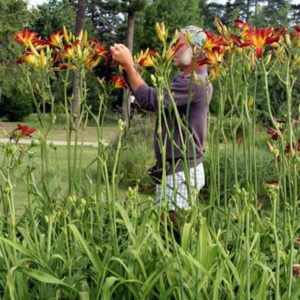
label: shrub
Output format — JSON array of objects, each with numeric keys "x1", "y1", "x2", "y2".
[
  {"x1": 0, "y1": 91, "x2": 33, "y2": 121},
  {"x1": 107, "y1": 114, "x2": 156, "y2": 194}
]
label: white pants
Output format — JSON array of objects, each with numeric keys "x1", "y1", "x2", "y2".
[{"x1": 155, "y1": 163, "x2": 205, "y2": 210}]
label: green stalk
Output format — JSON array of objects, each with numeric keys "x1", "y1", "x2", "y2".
[{"x1": 272, "y1": 190, "x2": 280, "y2": 300}]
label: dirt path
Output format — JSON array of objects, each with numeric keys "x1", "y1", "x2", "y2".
[{"x1": 0, "y1": 138, "x2": 108, "y2": 147}]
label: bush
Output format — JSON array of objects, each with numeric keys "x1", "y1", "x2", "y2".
[
  {"x1": 0, "y1": 91, "x2": 33, "y2": 121},
  {"x1": 107, "y1": 114, "x2": 156, "y2": 194}
]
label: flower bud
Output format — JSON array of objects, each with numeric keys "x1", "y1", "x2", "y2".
[
  {"x1": 264, "y1": 51, "x2": 272, "y2": 66},
  {"x1": 156, "y1": 22, "x2": 167, "y2": 43},
  {"x1": 118, "y1": 119, "x2": 125, "y2": 131},
  {"x1": 284, "y1": 34, "x2": 291, "y2": 46},
  {"x1": 80, "y1": 198, "x2": 86, "y2": 207},
  {"x1": 63, "y1": 26, "x2": 70, "y2": 43},
  {"x1": 150, "y1": 74, "x2": 157, "y2": 86}
]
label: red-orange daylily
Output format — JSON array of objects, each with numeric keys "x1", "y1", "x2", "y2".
[
  {"x1": 165, "y1": 39, "x2": 182, "y2": 62},
  {"x1": 11, "y1": 124, "x2": 35, "y2": 140},
  {"x1": 234, "y1": 19, "x2": 252, "y2": 40},
  {"x1": 214, "y1": 19, "x2": 251, "y2": 51},
  {"x1": 135, "y1": 49, "x2": 156, "y2": 67},
  {"x1": 63, "y1": 43, "x2": 77, "y2": 59},
  {"x1": 198, "y1": 47, "x2": 226, "y2": 80},
  {"x1": 203, "y1": 31, "x2": 228, "y2": 50},
  {"x1": 198, "y1": 47, "x2": 226, "y2": 66},
  {"x1": 84, "y1": 53, "x2": 102, "y2": 71},
  {"x1": 90, "y1": 40, "x2": 110, "y2": 58},
  {"x1": 14, "y1": 29, "x2": 38, "y2": 47},
  {"x1": 49, "y1": 30, "x2": 64, "y2": 47},
  {"x1": 230, "y1": 35, "x2": 252, "y2": 48},
  {"x1": 292, "y1": 25, "x2": 300, "y2": 37},
  {"x1": 110, "y1": 75, "x2": 126, "y2": 89},
  {"x1": 244, "y1": 28, "x2": 282, "y2": 57}
]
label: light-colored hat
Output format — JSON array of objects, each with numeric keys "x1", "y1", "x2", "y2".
[{"x1": 180, "y1": 26, "x2": 206, "y2": 49}]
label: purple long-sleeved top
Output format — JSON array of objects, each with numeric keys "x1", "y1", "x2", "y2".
[{"x1": 131, "y1": 69, "x2": 213, "y2": 170}]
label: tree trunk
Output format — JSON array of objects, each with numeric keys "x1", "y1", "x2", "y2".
[
  {"x1": 89, "y1": 0, "x2": 98, "y2": 29},
  {"x1": 246, "y1": 0, "x2": 251, "y2": 21},
  {"x1": 254, "y1": 0, "x2": 258, "y2": 25},
  {"x1": 122, "y1": 11, "x2": 135, "y2": 130},
  {"x1": 72, "y1": 0, "x2": 86, "y2": 118}
]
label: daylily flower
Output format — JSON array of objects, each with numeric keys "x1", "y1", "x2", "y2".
[
  {"x1": 49, "y1": 30, "x2": 64, "y2": 47},
  {"x1": 265, "y1": 179, "x2": 278, "y2": 186},
  {"x1": 284, "y1": 139, "x2": 300, "y2": 154},
  {"x1": 110, "y1": 75, "x2": 126, "y2": 89},
  {"x1": 203, "y1": 31, "x2": 228, "y2": 51},
  {"x1": 236, "y1": 24, "x2": 286, "y2": 58},
  {"x1": 135, "y1": 49, "x2": 156, "y2": 67},
  {"x1": 32, "y1": 38, "x2": 50, "y2": 46},
  {"x1": 293, "y1": 265, "x2": 300, "y2": 277},
  {"x1": 244, "y1": 28, "x2": 282, "y2": 57},
  {"x1": 16, "y1": 52, "x2": 36, "y2": 65},
  {"x1": 14, "y1": 29, "x2": 38, "y2": 47},
  {"x1": 84, "y1": 54, "x2": 102, "y2": 71},
  {"x1": 198, "y1": 47, "x2": 226, "y2": 66},
  {"x1": 63, "y1": 43, "x2": 77, "y2": 59},
  {"x1": 234, "y1": 19, "x2": 252, "y2": 40},
  {"x1": 285, "y1": 143, "x2": 293, "y2": 154},
  {"x1": 91, "y1": 40, "x2": 109, "y2": 58},
  {"x1": 265, "y1": 179, "x2": 279, "y2": 192},
  {"x1": 165, "y1": 40, "x2": 182, "y2": 62},
  {"x1": 198, "y1": 47, "x2": 226, "y2": 80},
  {"x1": 230, "y1": 35, "x2": 252, "y2": 48},
  {"x1": 51, "y1": 50, "x2": 61, "y2": 64},
  {"x1": 267, "y1": 127, "x2": 283, "y2": 141},
  {"x1": 11, "y1": 124, "x2": 35, "y2": 142},
  {"x1": 294, "y1": 237, "x2": 300, "y2": 246},
  {"x1": 292, "y1": 26, "x2": 300, "y2": 37}
]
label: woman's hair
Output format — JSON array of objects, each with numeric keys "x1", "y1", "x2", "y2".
[{"x1": 180, "y1": 26, "x2": 206, "y2": 49}]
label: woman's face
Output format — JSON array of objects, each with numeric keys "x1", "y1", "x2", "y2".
[{"x1": 173, "y1": 33, "x2": 193, "y2": 68}]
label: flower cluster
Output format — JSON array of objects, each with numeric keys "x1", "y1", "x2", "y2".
[
  {"x1": 14, "y1": 28, "x2": 126, "y2": 89},
  {"x1": 196, "y1": 19, "x2": 296, "y2": 79},
  {"x1": 15, "y1": 28, "x2": 108, "y2": 72},
  {"x1": 134, "y1": 19, "x2": 299, "y2": 80}
]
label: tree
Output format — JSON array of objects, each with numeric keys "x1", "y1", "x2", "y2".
[
  {"x1": 121, "y1": 0, "x2": 147, "y2": 129},
  {"x1": 256, "y1": 0, "x2": 291, "y2": 27},
  {"x1": 32, "y1": 0, "x2": 77, "y2": 36},
  {"x1": 290, "y1": 4, "x2": 300, "y2": 25},
  {"x1": 139, "y1": 0, "x2": 202, "y2": 49},
  {"x1": 94, "y1": 0, "x2": 147, "y2": 129},
  {"x1": 0, "y1": 0, "x2": 34, "y2": 120}
]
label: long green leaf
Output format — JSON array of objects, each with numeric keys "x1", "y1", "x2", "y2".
[{"x1": 69, "y1": 224, "x2": 102, "y2": 271}]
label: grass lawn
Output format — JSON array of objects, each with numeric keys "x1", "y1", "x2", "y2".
[
  {"x1": 1, "y1": 143, "x2": 151, "y2": 216},
  {"x1": 0, "y1": 113, "x2": 119, "y2": 144}
]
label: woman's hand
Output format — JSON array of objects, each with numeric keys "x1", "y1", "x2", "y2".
[{"x1": 110, "y1": 43, "x2": 134, "y2": 70}]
